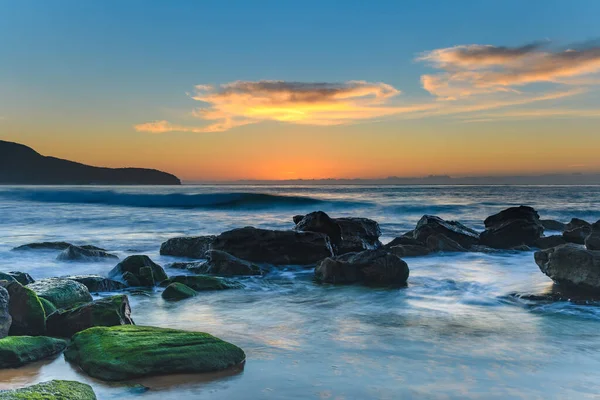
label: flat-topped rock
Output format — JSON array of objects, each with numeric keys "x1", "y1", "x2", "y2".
[
  {"x1": 540, "y1": 219, "x2": 567, "y2": 232},
  {"x1": 0, "y1": 336, "x2": 67, "y2": 368},
  {"x1": 12, "y1": 242, "x2": 105, "y2": 252},
  {"x1": 27, "y1": 278, "x2": 92, "y2": 309},
  {"x1": 0, "y1": 380, "x2": 96, "y2": 399},
  {"x1": 57, "y1": 245, "x2": 118, "y2": 261}
]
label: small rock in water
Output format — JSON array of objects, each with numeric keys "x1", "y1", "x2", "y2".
[
  {"x1": 160, "y1": 275, "x2": 242, "y2": 291},
  {"x1": 480, "y1": 206, "x2": 544, "y2": 249},
  {"x1": 12, "y1": 242, "x2": 105, "y2": 252},
  {"x1": 162, "y1": 282, "x2": 197, "y2": 300},
  {"x1": 0, "y1": 380, "x2": 96, "y2": 399},
  {"x1": 534, "y1": 244, "x2": 600, "y2": 291},
  {"x1": 57, "y1": 245, "x2": 118, "y2": 261},
  {"x1": 108, "y1": 255, "x2": 168, "y2": 287},
  {"x1": 0, "y1": 336, "x2": 67, "y2": 368}
]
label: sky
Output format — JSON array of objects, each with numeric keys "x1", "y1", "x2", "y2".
[{"x1": 1, "y1": 0, "x2": 600, "y2": 181}]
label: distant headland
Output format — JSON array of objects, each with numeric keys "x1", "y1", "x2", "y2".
[{"x1": 0, "y1": 140, "x2": 180, "y2": 185}]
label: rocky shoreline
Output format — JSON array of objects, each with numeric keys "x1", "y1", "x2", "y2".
[{"x1": 1, "y1": 205, "x2": 599, "y2": 398}]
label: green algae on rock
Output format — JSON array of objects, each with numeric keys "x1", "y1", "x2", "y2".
[
  {"x1": 161, "y1": 282, "x2": 197, "y2": 301},
  {"x1": 0, "y1": 380, "x2": 96, "y2": 399},
  {"x1": 64, "y1": 325, "x2": 246, "y2": 381},
  {"x1": 39, "y1": 298, "x2": 57, "y2": 317},
  {"x1": 0, "y1": 336, "x2": 67, "y2": 368},
  {"x1": 27, "y1": 278, "x2": 93, "y2": 309},
  {"x1": 0, "y1": 282, "x2": 46, "y2": 336},
  {"x1": 160, "y1": 275, "x2": 243, "y2": 292}
]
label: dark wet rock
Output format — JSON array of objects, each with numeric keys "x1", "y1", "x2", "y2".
[
  {"x1": 335, "y1": 217, "x2": 382, "y2": 254},
  {"x1": 413, "y1": 215, "x2": 479, "y2": 249},
  {"x1": 292, "y1": 214, "x2": 305, "y2": 224},
  {"x1": 315, "y1": 249, "x2": 409, "y2": 286},
  {"x1": 565, "y1": 218, "x2": 591, "y2": 231},
  {"x1": 426, "y1": 233, "x2": 467, "y2": 252},
  {"x1": 189, "y1": 250, "x2": 262, "y2": 276},
  {"x1": 507, "y1": 287, "x2": 600, "y2": 305},
  {"x1": 27, "y1": 278, "x2": 93, "y2": 309},
  {"x1": 0, "y1": 336, "x2": 67, "y2": 368},
  {"x1": 468, "y1": 245, "x2": 502, "y2": 254},
  {"x1": 162, "y1": 283, "x2": 197, "y2": 301},
  {"x1": 211, "y1": 227, "x2": 333, "y2": 265},
  {"x1": 108, "y1": 255, "x2": 168, "y2": 287},
  {"x1": 480, "y1": 206, "x2": 543, "y2": 249},
  {"x1": 160, "y1": 275, "x2": 242, "y2": 291},
  {"x1": 0, "y1": 379, "x2": 97, "y2": 399},
  {"x1": 64, "y1": 325, "x2": 246, "y2": 381},
  {"x1": 47, "y1": 295, "x2": 134, "y2": 337},
  {"x1": 65, "y1": 275, "x2": 127, "y2": 292},
  {"x1": 563, "y1": 225, "x2": 591, "y2": 245},
  {"x1": 294, "y1": 211, "x2": 342, "y2": 247},
  {"x1": 0, "y1": 281, "x2": 46, "y2": 336},
  {"x1": 57, "y1": 245, "x2": 118, "y2": 261},
  {"x1": 12, "y1": 242, "x2": 106, "y2": 252},
  {"x1": 511, "y1": 244, "x2": 532, "y2": 251},
  {"x1": 0, "y1": 272, "x2": 34, "y2": 286},
  {"x1": 540, "y1": 219, "x2": 566, "y2": 232},
  {"x1": 585, "y1": 221, "x2": 600, "y2": 251},
  {"x1": 0, "y1": 287, "x2": 11, "y2": 339},
  {"x1": 159, "y1": 236, "x2": 216, "y2": 258},
  {"x1": 388, "y1": 244, "x2": 430, "y2": 257},
  {"x1": 384, "y1": 236, "x2": 424, "y2": 248},
  {"x1": 535, "y1": 235, "x2": 567, "y2": 249},
  {"x1": 534, "y1": 244, "x2": 600, "y2": 291}
]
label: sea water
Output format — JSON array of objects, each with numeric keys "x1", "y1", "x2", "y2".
[{"x1": 0, "y1": 185, "x2": 599, "y2": 399}]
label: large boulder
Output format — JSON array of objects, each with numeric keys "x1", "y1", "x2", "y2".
[
  {"x1": 162, "y1": 283, "x2": 197, "y2": 301},
  {"x1": 480, "y1": 206, "x2": 544, "y2": 249},
  {"x1": 535, "y1": 235, "x2": 566, "y2": 249},
  {"x1": 46, "y1": 295, "x2": 134, "y2": 337},
  {"x1": 388, "y1": 244, "x2": 430, "y2": 257},
  {"x1": 64, "y1": 325, "x2": 246, "y2": 381},
  {"x1": 585, "y1": 221, "x2": 600, "y2": 251},
  {"x1": 27, "y1": 278, "x2": 92, "y2": 309},
  {"x1": 335, "y1": 217, "x2": 382, "y2": 253},
  {"x1": 0, "y1": 272, "x2": 34, "y2": 286},
  {"x1": 315, "y1": 249, "x2": 409, "y2": 286},
  {"x1": 108, "y1": 255, "x2": 168, "y2": 287},
  {"x1": 65, "y1": 275, "x2": 127, "y2": 292},
  {"x1": 210, "y1": 227, "x2": 333, "y2": 265},
  {"x1": 540, "y1": 219, "x2": 567, "y2": 232},
  {"x1": 160, "y1": 275, "x2": 242, "y2": 291},
  {"x1": 563, "y1": 225, "x2": 592, "y2": 245},
  {"x1": 0, "y1": 281, "x2": 46, "y2": 336},
  {"x1": 0, "y1": 287, "x2": 11, "y2": 339},
  {"x1": 159, "y1": 236, "x2": 216, "y2": 258},
  {"x1": 189, "y1": 250, "x2": 262, "y2": 276},
  {"x1": 0, "y1": 336, "x2": 67, "y2": 368},
  {"x1": 294, "y1": 211, "x2": 342, "y2": 247},
  {"x1": 534, "y1": 244, "x2": 600, "y2": 291},
  {"x1": 57, "y1": 245, "x2": 118, "y2": 261},
  {"x1": 0, "y1": 380, "x2": 96, "y2": 399},
  {"x1": 413, "y1": 215, "x2": 479, "y2": 249}
]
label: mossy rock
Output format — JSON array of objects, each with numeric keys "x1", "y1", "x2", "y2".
[
  {"x1": 0, "y1": 380, "x2": 96, "y2": 399},
  {"x1": 65, "y1": 275, "x2": 126, "y2": 292},
  {"x1": 160, "y1": 275, "x2": 243, "y2": 292},
  {"x1": 47, "y1": 295, "x2": 134, "y2": 337},
  {"x1": 0, "y1": 287, "x2": 10, "y2": 339},
  {"x1": 108, "y1": 255, "x2": 168, "y2": 287},
  {"x1": 64, "y1": 325, "x2": 246, "y2": 381},
  {"x1": 0, "y1": 336, "x2": 67, "y2": 368},
  {"x1": 39, "y1": 298, "x2": 57, "y2": 317},
  {"x1": 27, "y1": 278, "x2": 92, "y2": 309},
  {"x1": 0, "y1": 282, "x2": 46, "y2": 336},
  {"x1": 162, "y1": 283, "x2": 197, "y2": 301}
]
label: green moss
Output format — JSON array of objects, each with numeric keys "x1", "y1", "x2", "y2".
[
  {"x1": 4, "y1": 282, "x2": 46, "y2": 336},
  {"x1": 64, "y1": 325, "x2": 246, "y2": 381},
  {"x1": 161, "y1": 283, "x2": 197, "y2": 301},
  {"x1": 26, "y1": 279, "x2": 92, "y2": 309},
  {"x1": 0, "y1": 336, "x2": 67, "y2": 368},
  {"x1": 39, "y1": 298, "x2": 57, "y2": 316},
  {"x1": 160, "y1": 275, "x2": 243, "y2": 291},
  {"x1": 0, "y1": 380, "x2": 96, "y2": 399}
]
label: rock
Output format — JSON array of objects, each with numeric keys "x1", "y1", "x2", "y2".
[
  {"x1": 162, "y1": 283, "x2": 197, "y2": 301},
  {"x1": 294, "y1": 211, "x2": 342, "y2": 246},
  {"x1": 315, "y1": 249, "x2": 409, "y2": 286},
  {"x1": 413, "y1": 215, "x2": 479, "y2": 249},
  {"x1": 0, "y1": 380, "x2": 96, "y2": 399},
  {"x1": 535, "y1": 235, "x2": 567, "y2": 249},
  {"x1": 534, "y1": 244, "x2": 600, "y2": 291},
  {"x1": 511, "y1": 245, "x2": 532, "y2": 251},
  {"x1": 292, "y1": 214, "x2": 305, "y2": 224},
  {"x1": 384, "y1": 236, "x2": 424, "y2": 249},
  {"x1": 563, "y1": 225, "x2": 591, "y2": 245},
  {"x1": 0, "y1": 336, "x2": 67, "y2": 368},
  {"x1": 160, "y1": 275, "x2": 242, "y2": 291},
  {"x1": 159, "y1": 236, "x2": 216, "y2": 258},
  {"x1": 335, "y1": 217, "x2": 382, "y2": 253},
  {"x1": 39, "y1": 298, "x2": 57, "y2": 316},
  {"x1": 585, "y1": 221, "x2": 600, "y2": 250},
  {"x1": 0, "y1": 281, "x2": 46, "y2": 336},
  {"x1": 65, "y1": 275, "x2": 127, "y2": 292},
  {"x1": 425, "y1": 233, "x2": 467, "y2": 252},
  {"x1": 565, "y1": 218, "x2": 591, "y2": 231},
  {"x1": 190, "y1": 250, "x2": 262, "y2": 276},
  {"x1": 0, "y1": 287, "x2": 11, "y2": 339},
  {"x1": 388, "y1": 244, "x2": 430, "y2": 257},
  {"x1": 46, "y1": 295, "x2": 134, "y2": 337},
  {"x1": 540, "y1": 219, "x2": 566, "y2": 232},
  {"x1": 469, "y1": 245, "x2": 502, "y2": 254},
  {"x1": 0, "y1": 272, "x2": 34, "y2": 286},
  {"x1": 64, "y1": 325, "x2": 246, "y2": 381},
  {"x1": 480, "y1": 206, "x2": 544, "y2": 249},
  {"x1": 27, "y1": 278, "x2": 93, "y2": 309},
  {"x1": 12, "y1": 242, "x2": 105, "y2": 252},
  {"x1": 108, "y1": 255, "x2": 168, "y2": 287},
  {"x1": 211, "y1": 227, "x2": 333, "y2": 265},
  {"x1": 57, "y1": 245, "x2": 118, "y2": 261}
]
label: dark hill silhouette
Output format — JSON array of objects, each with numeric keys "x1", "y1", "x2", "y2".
[{"x1": 0, "y1": 140, "x2": 181, "y2": 185}]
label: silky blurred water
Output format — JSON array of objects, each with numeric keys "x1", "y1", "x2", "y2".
[{"x1": 0, "y1": 185, "x2": 599, "y2": 399}]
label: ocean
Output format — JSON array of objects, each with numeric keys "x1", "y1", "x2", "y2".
[{"x1": 1, "y1": 185, "x2": 599, "y2": 399}]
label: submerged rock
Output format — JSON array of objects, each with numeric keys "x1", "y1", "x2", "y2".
[
  {"x1": 27, "y1": 278, "x2": 92, "y2": 309},
  {"x1": 315, "y1": 249, "x2": 409, "y2": 286},
  {"x1": 189, "y1": 250, "x2": 262, "y2": 276},
  {"x1": 480, "y1": 206, "x2": 543, "y2": 249},
  {"x1": 413, "y1": 215, "x2": 479, "y2": 249},
  {"x1": 46, "y1": 295, "x2": 134, "y2": 337},
  {"x1": 57, "y1": 245, "x2": 118, "y2": 261},
  {"x1": 426, "y1": 233, "x2": 467, "y2": 252},
  {"x1": 0, "y1": 287, "x2": 11, "y2": 339},
  {"x1": 0, "y1": 272, "x2": 34, "y2": 286},
  {"x1": 162, "y1": 283, "x2": 197, "y2": 301},
  {"x1": 388, "y1": 244, "x2": 431, "y2": 257},
  {"x1": 540, "y1": 219, "x2": 567, "y2": 232},
  {"x1": 534, "y1": 244, "x2": 600, "y2": 291},
  {"x1": 64, "y1": 325, "x2": 246, "y2": 381},
  {"x1": 211, "y1": 227, "x2": 333, "y2": 265},
  {"x1": 0, "y1": 281, "x2": 46, "y2": 336},
  {"x1": 585, "y1": 221, "x2": 600, "y2": 250},
  {"x1": 0, "y1": 380, "x2": 96, "y2": 399},
  {"x1": 563, "y1": 225, "x2": 591, "y2": 245},
  {"x1": 65, "y1": 275, "x2": 127, "y2": 292},
  {"x1": 535, "y1": 235, "x2": 567, "y2": 249},
  {"x1": 0, "y1": 336, "x2": 67, "y2": 368},
  {"x1": 160, "y1": 275, "x2": 242, "y2": 291},
  {"x1": 108, "y1": 255, "x2": 168, "y2": 287},
  {"x1": 159, "y1": 236, "x2": 216, "y2": 258},
  {"x1": 12, "y1": 242, "x2": 105, "y2": 252}
]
